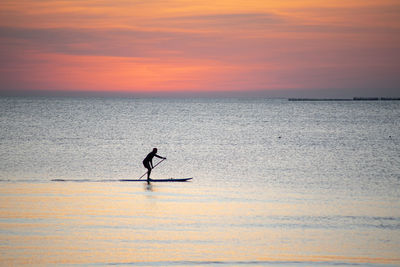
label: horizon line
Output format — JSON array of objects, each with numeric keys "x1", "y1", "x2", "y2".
[{"x1": 1, "y1": 88, "x2": 399, "y2": 99}]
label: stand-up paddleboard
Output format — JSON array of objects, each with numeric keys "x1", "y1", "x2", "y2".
[{"x1": 119, "y1": 178, "x2": 193, "y2": 182}]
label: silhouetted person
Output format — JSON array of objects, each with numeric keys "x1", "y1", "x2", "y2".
[{"x1": 143, "y1": 148, "x2": 166, "y2": 183}]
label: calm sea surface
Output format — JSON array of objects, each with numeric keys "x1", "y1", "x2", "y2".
[{"x1": 0, "y1": 97, "x2": 399, "y2": 266}]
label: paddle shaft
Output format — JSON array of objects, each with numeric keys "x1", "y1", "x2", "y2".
[{"x1": 139, "y1": 158, "x2": 166, "y2": 179}]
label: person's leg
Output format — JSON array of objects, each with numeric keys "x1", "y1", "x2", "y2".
[
  {"x1": 147, "y1": 167, "x2": 152, "y2": 181},
  {"x1": 143, "y1": 161, "x2": 151, "y2": 183}
]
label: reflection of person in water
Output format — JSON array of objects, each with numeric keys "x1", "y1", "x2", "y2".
[{"x1": 143, "y1": 148, "x2": 166, "y2": 183}]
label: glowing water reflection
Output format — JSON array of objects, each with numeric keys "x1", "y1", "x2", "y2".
[{"x1": 0, "y1": 182, "x2": 399, "y2": 266}]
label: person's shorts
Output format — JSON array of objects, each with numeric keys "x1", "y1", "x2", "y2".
[{"x1": 143, "y1": 161, "x2": 151, "y2": 169}]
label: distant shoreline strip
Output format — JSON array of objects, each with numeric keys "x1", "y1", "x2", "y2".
[{"x1": 288, "y1": 97, "x2": 400, "y2": 101}]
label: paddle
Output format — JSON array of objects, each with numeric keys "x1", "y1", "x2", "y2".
[{"x1": 139, "y1": 158, "x2": 166, "y2": 180}]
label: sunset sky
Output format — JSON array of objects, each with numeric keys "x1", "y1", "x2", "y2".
[{"x1": 1, "y1": 0, "x2": 399, "y2": 97}]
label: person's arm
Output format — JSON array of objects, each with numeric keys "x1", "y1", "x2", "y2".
[{"x1": 155, "y1": 154, "x2": 166, "y2": 160}]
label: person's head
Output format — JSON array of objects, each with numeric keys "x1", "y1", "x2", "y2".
[{"x1": 153, "y1": 148, "x2": 158, "y2": 153}]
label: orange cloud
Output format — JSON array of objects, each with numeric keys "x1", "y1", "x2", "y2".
[{"x1": 2, "y1": 50, "x2": 251, "y2": 92}]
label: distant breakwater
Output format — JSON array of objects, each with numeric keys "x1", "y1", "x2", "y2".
[{"x1": 288, "y1": 97, "x2": 400, "y2": 101}]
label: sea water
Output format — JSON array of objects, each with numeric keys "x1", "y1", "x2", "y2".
[{"x1": 0, "y1": 97, "x2": 399, "y2": 266}]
